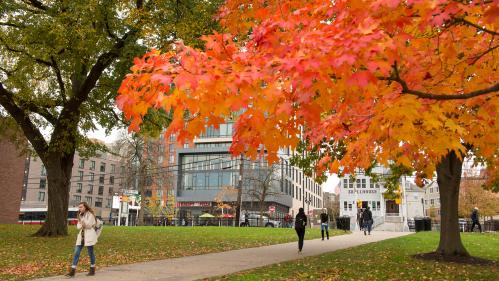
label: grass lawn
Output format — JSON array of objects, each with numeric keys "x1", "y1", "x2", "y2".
[
  {"x1": 0, "y1": 224, "x2": 344, "y2": 280},
  {"x1": 213, "y1": 232, "x2": 499, "y2": 281}
]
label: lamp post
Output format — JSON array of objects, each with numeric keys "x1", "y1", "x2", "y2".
[{"x1": 304, "y1": 193, "x2": 312, "y2": 228}]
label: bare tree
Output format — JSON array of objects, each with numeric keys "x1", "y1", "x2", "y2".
[
  {"x1": 245, "y1": 163, "x2": 282, "y2": 226},
  {"x1": 113, "y1": 132, "x2": 173, "y2": 225}
]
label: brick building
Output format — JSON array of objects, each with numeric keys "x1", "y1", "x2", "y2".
[
  {"x1": 20, "y1": 148, "x2": 125, "y2": 221},
  {"x1": 0, "y1": 136, "x2": 25, "y2": 223}
]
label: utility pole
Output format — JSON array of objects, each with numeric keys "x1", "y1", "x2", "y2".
[{"x1": 235, "y1": 154, "x2": 244, "y2": 227}]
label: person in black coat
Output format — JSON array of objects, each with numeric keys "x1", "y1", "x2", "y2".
[
  {"x1": 470, "y1": 207, "x2": 482, "y2": 233},
  {"x1": 320, "y1": 210, "x2": 329, "y2": 241},
  {"x1": 294, "y1": 208, "x2": 308, "y2": 253},
  {"x1": 362, "y1": 206, "x2": 373, "y2": 235}
]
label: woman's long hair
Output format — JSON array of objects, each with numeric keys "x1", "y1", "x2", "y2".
[{"x1": 78, "y1": 202, "x2": 95, "y2": 219}]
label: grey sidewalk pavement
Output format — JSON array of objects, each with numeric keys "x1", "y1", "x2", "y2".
[{"x1": 33, "y1": 231, "x2": 411, "y2": 281}]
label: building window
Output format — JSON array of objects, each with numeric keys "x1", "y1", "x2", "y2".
[
  {"x1": 109, "y1": 176, "x2": 114, "y2": 185},
  {"x1": 38, "y1": 192, "x2": 45, "y2": 201},
  {"x1": 78, "y1": 171, "x2": 84, "y2": 181},
  {"x1": 85, "y1": 196, "x2": 92, "y2": 205},
  {"x1": 120, "y1": 166, "x2": 125, "y2": 174},
  {"x1": 39, "y1": 178, "x2": 46, "y2": 189},
  {"x1": 99, "y1": 175, "x2": 105, "y2": 184},
  {"x1": 369, "y1": 180, "x2": 374, "y2": 188},
  {"x1": 79, "y1": 159, "x2": 85, "y2": 169},
  {"x1": 111, "y1": 164, "x2": 116, "y2": 173},
  {"x1": 349, "y1": 179, "x2": 354, "y2": 188},
  {"x1": 90, "y1": 172, "x2": 94, "y2": 181},
  {"x1": 169, "y1": 143, "x2": 174, "y2": 152},
  {"x1": 106, "y1": 198, "x2": 112, "y2": 208},
  {"x1": 158, "y1": 155, "x2": 164, "y2": 164},
  {"x1": 41, "y1": 165, "x2": 46, "y2": 176},
  {"x1": 90, "y1": 160, "x2": 96, "y2": 170},
  {"x1": 361, "y1": 179, "x2": 366, "y2": 188},
  {"x1": 100, "y1": 163, "x2": 106, "y2": 172},
  {"x1": 108, "y1": 187, "x2": 113, "y2": 195},
  {"x1": 73, "y1": 195, "x2": 81, "y2": 204},
  {"x1": 343, "y1": 201, "x2": 347, "y2": 211},
  {"x1": 377, "y1": 201, "x2": 380, "y2": 210},
  {"x1": 95, "y1": 197, "x2": 103, "y2": 208},
  {"x1": 76, "y1": 183, "x2": 82, "y2": 193},
  {"x1": 348, "y1": 203, "x2": 352, "y2": 211},
  {"x1": 430, "y1": 199, "x2": 434, "y2": 206},
  {"x1": 430, "y1": 188, "x2": 433, "y2": 193},
  {"x1": 169, "y1": 134, "x2": 176, "y2": 141},
  {"x1": 356, "y1": 179, "x2": 361, "y2": 189},
  {"x1": 88, "y1": 184, "x2": 93, "y2": 194},
  {"x1": 98, "y1": 186, "x2": 104, "y2": 195}
]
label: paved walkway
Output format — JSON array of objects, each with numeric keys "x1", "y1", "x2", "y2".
[{"x1": 34, "y1": 231, "x2": 411, "y2": 281}]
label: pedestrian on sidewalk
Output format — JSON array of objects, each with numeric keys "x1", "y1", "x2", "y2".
[
  {"x1": 362, "y1": 206, "x2": 373, "y2": 235},
  {"x1": 294, "y1": 208, "x2": 308, "y2": 253},
  {"x1": 320, "y1": 210, "x2": 329, "y2": 241},
  {"x1": 66, "y1": 202, "x2": 99, "y2": 277},
  {"x1": 470, "y1": 207, "x2": 482, "y2": 233},
  {"x1": 357, "y1": 208, "x2": 364, "y2": 231}
]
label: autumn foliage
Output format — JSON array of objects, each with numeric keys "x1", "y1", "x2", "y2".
[{"x1": 117, "y1": 0, "x2": 498, "y2": 185}]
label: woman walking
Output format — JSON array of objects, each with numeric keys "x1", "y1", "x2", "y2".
[
  {"x1": 66, "y1": 202, "x2": 98, "y2": 277},
  {"x1": 294, "y1": 208, "x2": 308, "y2": 253}
]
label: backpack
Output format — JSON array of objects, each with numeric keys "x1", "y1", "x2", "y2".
[
  {"x1": 94, "y1": 217, "x2": 104, "y2": 238},
  {"x1": 295, "y1": 215, "x2": 306, "y2": 228}
]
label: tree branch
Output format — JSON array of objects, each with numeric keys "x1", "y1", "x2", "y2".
[
  {"x1": 23, "y1": 0, "x2": 49, "y2": 11},
  {"x1": 454, "y1": 17, "x2": 499, "y2": 36},
  {"x1": 380, "y1": 63, "x2": 499, "y2": 100},
  {"x1": 0, "y1": 36, "x2": 52, "y2": 67},
  {"x1": 0, "y1": 82, "x2": 49, "y2": 157},
  {"x1": 18, "y1": 100, "x2": 58, "y2": 124},
  {"x1": 50, "y1": 56, "x2": 66, "y2": 96}
]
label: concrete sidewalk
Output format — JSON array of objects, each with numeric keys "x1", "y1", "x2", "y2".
[{"x1": 34, "y1": 231, "x2": 411, "y2": 281}]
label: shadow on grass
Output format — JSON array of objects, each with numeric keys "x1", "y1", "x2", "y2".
[{"x1": 413, "y1": 252, "x2": 497, "y2": 266}]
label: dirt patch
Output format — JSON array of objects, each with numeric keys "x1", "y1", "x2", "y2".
[{"x1": 413, "y1": 252, "x2": 498, "y2": 266}]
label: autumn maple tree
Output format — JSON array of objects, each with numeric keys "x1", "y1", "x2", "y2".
[{"x1": 117, "y1": 0, "x2": 498, "y2": 256}]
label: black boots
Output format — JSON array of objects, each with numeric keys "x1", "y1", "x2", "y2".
[
  {"x1": 65, "y1": 268, "x2": 75, "y2": 278},
  {"x1": 321, "y1": 230, "x2": 330, "y2": 240},
  {"x1": 87, "y1": 266, "x2": 96, "y2": 276}
]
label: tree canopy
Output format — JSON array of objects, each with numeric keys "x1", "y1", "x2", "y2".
[
  {"x1": 0, "y1": 0, "x2": 222, "y2": 236},
  {"x1": 117, "y1": 0, "x2": 498, "y2": 188}
]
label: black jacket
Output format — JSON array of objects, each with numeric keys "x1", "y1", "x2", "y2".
[
  {"x1": 362, "y1": 209, "x2": 373, "y2": 223},
  {"x1": 320, "y1": 213, "x2": 329, "y2": 223},
  {"x1": 295, "y1": 212, "x2": 307, "y2": 229}
]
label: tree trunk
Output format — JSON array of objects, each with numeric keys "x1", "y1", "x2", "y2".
[
  {"x1": 435, "y1": 150, "x2": 469, "y2": 256},
  {"x1": 34, "y1": 151, "x2": 74, "y2": 236}
]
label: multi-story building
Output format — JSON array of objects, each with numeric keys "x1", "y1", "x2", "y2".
[
  {"x1": 156, "y1": 121, "x2": 323, "y2": 221},
  {"x1": 339, "y1": 166, "x2": 425, "y2": 231},
  {"x1": 423, "y1": 181, "x2": 441, "y2": 220},
  {"x1": 20, "y1": 146, "x2": 125, "y2": 220}
]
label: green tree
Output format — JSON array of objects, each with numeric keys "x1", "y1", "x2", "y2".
[{"x1": 0, "y1": 0, "x2": 221, "y2": 236}]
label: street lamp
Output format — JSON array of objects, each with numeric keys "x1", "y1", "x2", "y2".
[{"x1": 303, "y1": 193, "x2": 312, "y2": 228}]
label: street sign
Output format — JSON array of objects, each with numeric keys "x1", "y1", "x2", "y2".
[
  {"x1": 269, "y1": 205, "x2": 276, "y2": 212},
  {"x1": 112, "y1": 196, "x2": 120, "y2": 209}
]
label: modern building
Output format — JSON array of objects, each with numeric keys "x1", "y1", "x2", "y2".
[
  {"x1": 152, "y1": 121, "x2": 324, "y2": 222},
  {"x1": 0, "y1": 134, "x2": 25, "y2": 224},
  {"x1": 338, "y1": 166, "x2": 425, "y2": 231},
  {"x1": 20, "y1": 146, "x2": 125, "y2": 220}
]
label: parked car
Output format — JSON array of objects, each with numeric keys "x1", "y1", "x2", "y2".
[{"x1": 240, "y1": 213, "x2": 282, "y2": 228}]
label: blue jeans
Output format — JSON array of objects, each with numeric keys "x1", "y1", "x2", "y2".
[
  {"x1": 321, "y1": 223, "x2": 329, "y2": 231},
  {"x1": 363, "y1": 221, "x2": 372, "y2": 233},
  {"x1": 72, "y1": 245, "x2": 95, "y2": 267}
]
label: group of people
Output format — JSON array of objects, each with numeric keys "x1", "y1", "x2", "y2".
[
  {"x1": 65, "y1": 201, "x2": 484, "y2": 277},
  {"x1": 293, "y1": 208, "x2": 330, "y2": 253},
  {"x1": 357, "y1": 207, "x2": 373, "y2": 235}
]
